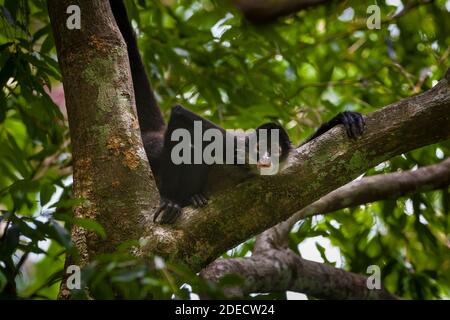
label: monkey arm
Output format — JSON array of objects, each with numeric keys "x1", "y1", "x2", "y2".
[
  {"x1": 302, "y1": 111, "x2": 365, "y2": 145},
  {"x1": 169, "y1": 105, "x2": 226, "y2": 133}
]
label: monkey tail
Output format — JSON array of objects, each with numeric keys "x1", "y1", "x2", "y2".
[{"x1": 109, "y1": 0, "x2": 165, "y2": 132}]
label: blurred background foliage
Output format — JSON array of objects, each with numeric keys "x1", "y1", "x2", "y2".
[{"x1": 0, "y1": 0, "x2": 449, "y2": 299}]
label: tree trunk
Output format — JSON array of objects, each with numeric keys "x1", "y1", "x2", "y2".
[{"x1": 47, "y1": 0, "x2": 158, "y2": 297}]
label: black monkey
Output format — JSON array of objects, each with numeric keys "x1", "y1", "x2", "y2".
[{"x1": 109, "y1": 0, "x2": 365, "y2": 224}]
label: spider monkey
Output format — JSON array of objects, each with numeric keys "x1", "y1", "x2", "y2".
[{"x1": 109, "y1": 0, "x2": 365, "y2": 224}]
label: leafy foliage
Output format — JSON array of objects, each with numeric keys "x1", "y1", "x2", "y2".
[
  {"x1": 70, "y1": 246, "x2": 236, "y2": 300},
  {"x1": 0, "y1": 0, "x2": 449, "y2": 299}
]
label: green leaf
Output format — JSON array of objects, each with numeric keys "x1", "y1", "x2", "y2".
[
  {"x1": 48, "y1": 221, "x2": 73, "y2": 250},
  {"x1": 315, "y1": 242, "x2": 333, "y2": 265},
  {"x1": 217, "y1": 273, "x2": 244, "y2": 287},
  {"x1": 50, "y1": 198, "x2": 85, "y2": 210},
  {"x1": 40, "y1": 184, "x2": 56, "y2": 207},
  {"x1": 40, "y1": 34, "x2": 54, "y2": 54},
  {"x1": 0, "y1": 56, "x2": 15, "y2": 89},
  {"x1": 73, "y1": 218, "x2": 107, "y2": 239},
  {"x1": 0, "y1": 5, "x2": 15, "y2": 26},
  {"x1": 0, "y1": 42, "x2": 13, "y2": 52}
]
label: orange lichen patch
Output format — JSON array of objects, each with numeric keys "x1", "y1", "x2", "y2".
[
  {"x1": 122, "y1": 147, "x2": 140, "y2": 170},
  {"x1": 106, "y1": 136, "x2": 122, "y2": 156},
  {"x1": 81, "y1": 201, "x2": 97, "y2": 220},
  {"x1": 107, "y1": 135, "x2": 142, "y2": 170},
  {"x1": 132, "y1": 117, "x2": 140, "y2": 130},
  {"x1": 112, "y1": 180, "x2": 120, "y2": 188},
  {"x1": 74, "y1": 157, "x2": 95, "y2": 198},
  {"x1": 76, "y1": 157, "x2": 92, "y2": 171},
  {"x1": 88, "y1": 35, "x2": 111, "y2": 53}
]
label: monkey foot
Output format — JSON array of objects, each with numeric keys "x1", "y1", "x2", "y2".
[
  {"x1": 190, "y1": 193, "x2": 208, "y2": 207},
  {"x1": 338, "y1": 111, "x2": 365, "y2": 140},
  {"x1": 153, "y1": 198, "x2": 182, "y2": 224}
]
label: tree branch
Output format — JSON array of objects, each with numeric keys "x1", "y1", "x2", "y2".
[
  {"x1": 231, "y1": 0, "x2": 432, "y2": 24},
  {"x1": 231, "y1": 0, "x2": 333, "y2": 24},
  {"x1": 255, "y1": 156, "x2": 450, "y2": 250},
  {"x1": 200, "y1": 245, "x2": 398, "y2": 299},
  {"x1": 138, "y1": 72, "x2": 450, "y2": 271}
]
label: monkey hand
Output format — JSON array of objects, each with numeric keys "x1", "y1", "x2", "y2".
[
  {"x1": 337, "y1": 111, "x2": 365, "y2": 139},
  {"x1": 153, "y1": 197, "x2": 182, "y2": 224},
  {"x1": 189, "y1": 193, "x2": 208, "y2": 208}
]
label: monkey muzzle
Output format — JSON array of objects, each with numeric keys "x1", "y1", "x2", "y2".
[{"x1": 257, "y1": 153, "x2": 272, "y2": 168}]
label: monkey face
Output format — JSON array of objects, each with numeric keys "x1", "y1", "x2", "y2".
[{"x1": 246, "y1": 123, "x2": 291, "y2": 175}]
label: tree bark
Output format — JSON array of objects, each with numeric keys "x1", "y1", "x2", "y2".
[
  {"x1": 201, "y1": 248, "x2": 398, "y2": 299},
  {"x1": 47, "y1": 0, "x2": 159, "y2": 296}
]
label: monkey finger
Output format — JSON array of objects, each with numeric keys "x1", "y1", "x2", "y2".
[
  {"x1": 153, "y1": 200, "x2": 167, "y2": 222},
  {"x1": 197, "y1": 194, "x2": 208, "y2": 206},
  {"x1": 349, "y1": 113, "x2": 362, "y2": 138},
  {"x1": 168, "y1": 204, "x2": 181, "y2": 224},
  {"x1": 198, "y1": 194, "x2": 208, "y2": 206},
  {"x1": 153, "y1": 209, "x2": 161, "y2": 222},
  {"x1": 355, "y1": 114, "x2": 365, "y2": 136},
  {"x1": 341, "y1": 113, "x2": 354, "y2": 139},
  {"x1": 160, "y1": 202, "x2": 176, "y2": 224},
  {"x1": 361, "y1": 115, "x2": 367, "y2": 131},
  {"x1": 163, "y1": 203, "x2": 180, "y2": 224},
  {"x1": 190, "y1": 195, "x2": 201, "y2": 207}
]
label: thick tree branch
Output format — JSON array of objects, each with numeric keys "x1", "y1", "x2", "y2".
[
  {"x1": 231, "y1": 0, "x2": 333, "y2": 24},
  {"x1": 200, "y1": 246, "x2": 398, "y2": 299},
  {"x1": 139, "y1": 72, "x2": 450, "y2": 271},
  {"x1": 255, "y1": 157, "x2": 450, "y2": 250},
  {"x1": 231, "y1": 0, "x2": 431, "y2": 24}
]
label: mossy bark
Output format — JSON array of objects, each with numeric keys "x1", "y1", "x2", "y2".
[{"x1": 47, "y1": 0, "x2": 158, "y2": 286}]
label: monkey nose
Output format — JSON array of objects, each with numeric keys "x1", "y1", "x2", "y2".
[{"x1": 257, "y1": 154, "x2": 272, "y2": 168}]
